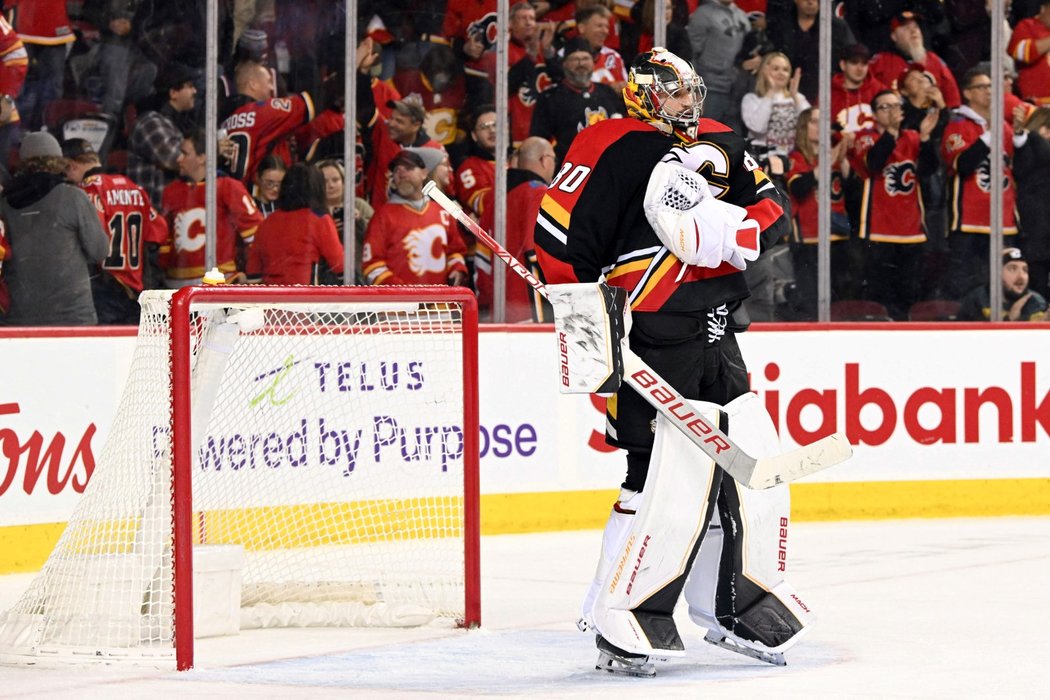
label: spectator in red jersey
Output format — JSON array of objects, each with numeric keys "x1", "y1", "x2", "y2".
[
  {"x1": 941, "y1": 66, "x2": 1025, "y2": 296},
  {"x1": 1008, "y1": 0, "x2": 1050, "y2": 106},
  {"x1": 830, "y1": 44, "x2": 886, "y2": 136},
  {"x1": 530, "y1": 37, "x2": 625, "y2": 166},
  {"x1": 220, "y1": 60, "x2": 344, "y2": 185},
  {"x1": 973, "y1": 59, "x2": 1037, "y2": 128},
  {"x1": 1013, "y1": 106, "x2": 1050, "y2": 299},
  {"x1": 246, "y1": 163, "x2": 345, "y2": 285},
  {"x1": 252, "y1": 154, "x2": 287, "y2": 219},
  {"x1": 849, "y1": 89, "x2": 941, "y2": 320},
  {"x1": 393, "y1": 43, "x2": 468, "y2": 148},
  {"x1": 160, "y1": 128, "x2": 264, "y2": 287},
  {"x1": 0, "y1": 14, "x2": 27, "y2": 173},
  {"x1": 476, "y1": 136, "x2": 557, "y2": 322},
  {"x1": 785, "y1": 107, "x2": 852, "y2": 319},
  {"x1": 575, "y1": 5, "x2": 627, "y2": 92},
  {"x1": 64, "y1": 138, "x2": 169, "y2": 324},
  {"x1": 455, "y1": 105, "x2": 497, "y2": 217},
  {"x1": 869, "y1": 11, "x2": 961, "y2": 109},
  {"x1": 5, "y1": 0, "x2": 75, "y2": 132},
  {"x1": 362, "y1": 149, "x2": 469, "y2": 287}
]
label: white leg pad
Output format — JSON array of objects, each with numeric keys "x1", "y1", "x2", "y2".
[
  {"x1": 580, "y1": 488, "x2": 642, "y2": 629},
  {"x1": 683, "y1": 392, "x2": 815, "y2": 653},
  {"x1": 590, "y1": 402, "x2": 720, "y2": 656}
]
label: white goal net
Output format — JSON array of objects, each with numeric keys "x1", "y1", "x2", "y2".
[{"x1": 0, "y1": 286, "x2": 480, "y2": 669}]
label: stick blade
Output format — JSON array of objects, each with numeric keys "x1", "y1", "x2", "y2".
[{"x1": 747, "y1": 432, "x2": 853, "y2": 490}]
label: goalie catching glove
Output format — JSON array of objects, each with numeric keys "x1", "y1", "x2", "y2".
[{"x1": 643, "y1": 159, "x2": 761, "y2": 271}]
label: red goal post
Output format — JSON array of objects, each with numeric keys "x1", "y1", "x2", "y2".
[{"x1": 0, "y1": 285, "x2": 480, "y2": 671}]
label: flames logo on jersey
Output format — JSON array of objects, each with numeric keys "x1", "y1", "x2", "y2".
[
  {"x1": 578, "y1": 106, "x2": 612, "y2": 133},
  {"x1": 882, "y1": 161, "x2": 917, "y2": 196},
  {"x1": 467, "y1": 13, "x2": 500, "y2": 52},
  {"x1": 403, "y1": 224, "x2": 448, "y2": 276},
  {"x1": 975, "y1": 159, "x2": 1011, "y2": 193}
]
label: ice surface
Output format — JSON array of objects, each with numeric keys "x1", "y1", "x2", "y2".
[{"x1": 1, "y1": 517, "x2": 1047, "y2": 698}]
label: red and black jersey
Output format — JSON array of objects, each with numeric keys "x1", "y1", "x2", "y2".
[
  {"x1": 849, "y1": 127, "x2": 929, "y2": 243},
  {"x1": 1008, "y1": 17, "x2": 1050, "y2": 105},
  {"x1": 441, "y1": 0, "x2": 496, "y2": 44},
  {"x1": 220, "y1": 93, "x2": 316, "y2": 184},
  {"x1": 477, "y1": 168, "x2": 548, "y2": 322},
  {"x1": 246, "y1": 208, "x2": 344, "y2": 284},
  {"x1": 393, "y1": 69, "x2": 468, "y2": 147},
  {"x1": 160, "y1": 177, "x2": 264, "y2": 282},
  {"x1": 829, "y1": 72, "x2": 885, "y2": 135},
  {"x1": 80, "y1": 171, "x2": 169, "y2": 292},
  {"x1": 535, "y1": 117, "x2": 789, "y2": 314},
  {"x1": 785, "y1": 150, "x2": 847, "y2": 244},
  {"x1": 455, "y1": 149, "x2": 496, "y2": 216},
  {"x1": 362, "y1": 198, "x2": 468, "y2": 285},
  {"x1": 941, "y1": 107, "x2": 1019, "y2": 236}
]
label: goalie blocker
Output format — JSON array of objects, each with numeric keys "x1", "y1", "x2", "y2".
[{"x1": 548, "y1": 283, "x2": 628, "y2": 395}]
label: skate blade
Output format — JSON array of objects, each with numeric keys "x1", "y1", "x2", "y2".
[
  {"x1": 703, "y1": 630, "x2": 786, "y2": 666},
  {"x1": 596, "y1": 650, "x2": 656, "y2": 677}
]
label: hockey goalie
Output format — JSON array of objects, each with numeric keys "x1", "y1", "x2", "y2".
[{"x1": 533, "y1": 48, "x2": 817, "y2": 676}]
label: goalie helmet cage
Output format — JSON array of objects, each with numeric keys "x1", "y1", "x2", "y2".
[{"x1": 0, "y1": 286, "x2": 480, "y2": 671}]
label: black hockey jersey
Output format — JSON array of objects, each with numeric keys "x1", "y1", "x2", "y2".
[
  {"x1": 529, "y1": 82, "x2": 625, "y2": 166},
  {"x1": 534, "y1": 117, "x2": 789, "y2": 316}
]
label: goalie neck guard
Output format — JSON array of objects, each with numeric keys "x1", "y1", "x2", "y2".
[{"x1": 623, "y1": 48, "x2": 706, "y2": 143}]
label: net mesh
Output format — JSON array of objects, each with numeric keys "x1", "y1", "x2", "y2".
[{"x1": 0, "y1": 289, "x2": 472, "y2": 664}]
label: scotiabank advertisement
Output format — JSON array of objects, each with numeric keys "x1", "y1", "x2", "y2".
[{"x1": 1, "y1": 326, "x2": 1049, "y2": 528}]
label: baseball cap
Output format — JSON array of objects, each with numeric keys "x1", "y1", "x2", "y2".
[
  {"x1": 387, "y1": 149, "x2": 427, "y2": 172},
  {"x1": 897, "y1": 62, "x2": 936, "y2": 88},
  {"x1": 19, "y1": 131, "x2": 62, "y2": 160},
  {"x1": 840, "y1": 43, "x2": 870, "y2": 63},
  {"x1": 62, "y1": 138, "x2": 98, "y2": 160},
  {"x1": 890, "y1": 11, "x2": 922, "y2": 32},
  {"x1": 403, "y1": 147, "x2": 445, "y2": 175},
  {"x1": 1003, "y1": 247, "x2": 1026, "y2": 266},
  {"x1": 386, "y1": 94, "x2": 426, "y2": 123}
]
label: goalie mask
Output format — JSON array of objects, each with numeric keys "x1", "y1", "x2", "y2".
[{"x1": 624, "y1": 48, "x2": 706, "y2": 142}]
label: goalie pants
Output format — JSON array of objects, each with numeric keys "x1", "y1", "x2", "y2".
[{"x1": 606, "y1": 310, "x2": 750, "y2": 493}]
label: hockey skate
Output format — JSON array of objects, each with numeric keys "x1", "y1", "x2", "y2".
[
  {"x1": 702, "y1": 629, "x2": 786, "y2": 666},
  {"x1": 595, "y1": 635, "x2": 656, "y2": 677}
]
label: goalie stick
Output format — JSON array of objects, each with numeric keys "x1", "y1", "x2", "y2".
[{"x1": 423, "y1": 181, "x2": 851, "y2": 489}]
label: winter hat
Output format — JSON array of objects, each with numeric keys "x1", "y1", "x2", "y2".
[
  {"x1": 19, "y1": 131, "x2": 62, "y2": 160},
  {"x1": 403, "y1": 147, "x2": 445, "y2": 176},
  {"x1": 1003, "y1": 247, "x2": 1026, "y2": 266}
]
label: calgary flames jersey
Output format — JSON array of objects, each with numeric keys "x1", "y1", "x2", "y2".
[
  {"x1": 534, "y1": 118, "x2": 789, "y2": 315},
  {"x1": 80, "y1": 171, "x2": 169, "y2": 292},
  {"x1": 160, "y1": 177, "x2": 264, "y2": 282},
  {"x1": 849, "y1": 128, "x2": 929, "y2": 243},
  {"x1": 362, "y1": 198, "x2": 468, "y2": 285},
  {"x1": 941, "y1": 108, "x2": 1018, "y2": 235},
  {"x1": 220, "y1": 93, "x2": 315, "y2": 184}
]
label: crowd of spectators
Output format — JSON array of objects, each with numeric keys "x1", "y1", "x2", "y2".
[{"x1": 0, "y1": 0, "x2": 1048, "y2": 325}]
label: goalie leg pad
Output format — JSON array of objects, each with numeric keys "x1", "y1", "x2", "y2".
[
  {"x1": 548, "y1": 282, "x2": 628, "y2": 395},
  {"x1": 579, "y1": 488, "x2": 642, "y2": 630},
  {"x1": 590, "y1": 402, "x2": 724, "y2": 656},
  {"x1": 683, "y1": 393, "x2": 815, "y2": 654}
]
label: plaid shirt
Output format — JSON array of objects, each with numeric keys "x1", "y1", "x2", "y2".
[{"x1": 128, "y1": 105, "x2": 183, "y2": 205}]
